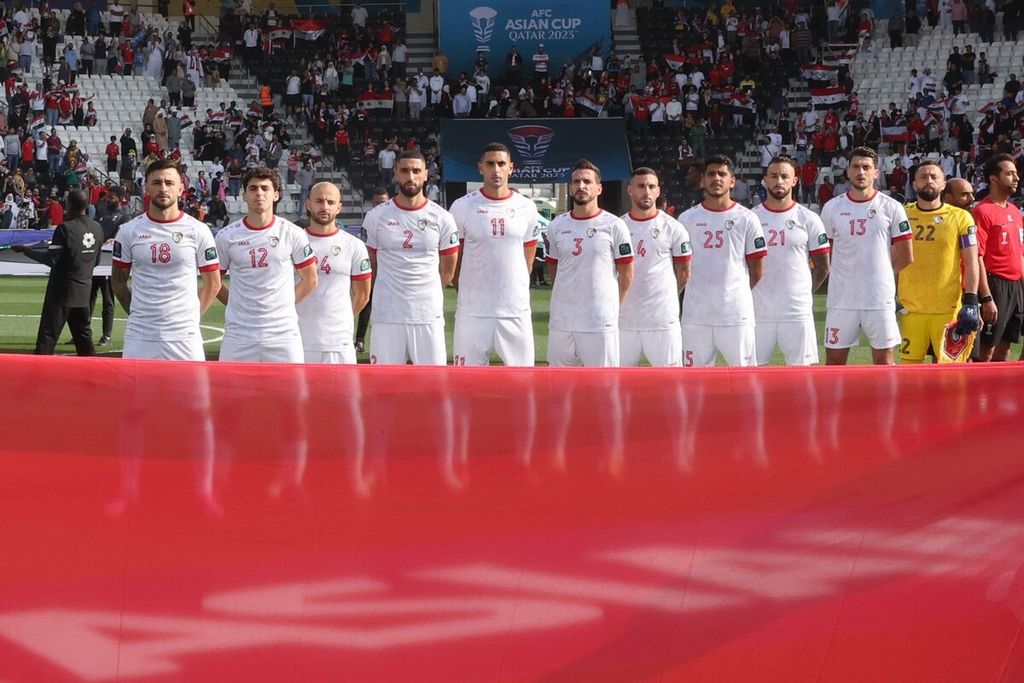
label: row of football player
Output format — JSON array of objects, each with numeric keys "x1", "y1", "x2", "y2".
[{"x1": 104, "y1": 142, "x2": 1020, "y2": 366}]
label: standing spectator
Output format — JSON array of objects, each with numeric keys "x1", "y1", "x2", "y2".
[
  {"x1": 154, "y1": 111, "x2": 169, "y2": 152},
  {"x1": 378, "y1": 140, "x2": 396, "y2": 189},
  {"x1": 80, "y1": 36, "x2": 95, "y2": 75},
  {"x1": 799, "y1": 158, "x2": 818, "y2": 203},
  {"x1": 392, "y1": 39, "x2": 407, "y2": 79},
  {"x1": 91, "y1": 185, "x2": 129, "y2": 346},
  {"x1": 109, "y1": 0, "x2": 124, "y2": 36},
  {"x1": 93, "y1": 35, "x2": 108, "y2": 76},
  {"x1": 181, "y1": 74, "x2": 197, "y2": 109},
  {"x1": 951, "y1": 0, "x2": 967, "y2": 35},
  {"x1": 889, "y1": 10, "x2": 904, "y2": 48},
  {"x1": 905, "y1": 9, "x2": 921, "y2": 46},
  {"x1": 166, "y1": 71, "x2": 182, "y2": 108},
  {"x1": 506, "y1": 45, "x2": 523, "y2": 85},
  {"x1": 167, "y1": 110, "x2": 182, "y2": 151}
]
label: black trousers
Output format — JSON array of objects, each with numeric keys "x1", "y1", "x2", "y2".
[
  {"x1": 356, "y1": 295, "x2": 372, "y2": 342},
  {"x1": 35, "y1": 291, "x2": 95, "y2": 356},
  {"x1": 90, "y1": 276, "x2": 114, "y2": 338}
]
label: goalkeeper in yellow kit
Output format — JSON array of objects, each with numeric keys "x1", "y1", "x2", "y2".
[{"x1": 897, "y1": 161, "x2": 981, "y2": 363}]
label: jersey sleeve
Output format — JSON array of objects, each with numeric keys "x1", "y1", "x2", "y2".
[
  {"x1": 971, "y1": 205, "x2": 989, "y2": 257},
  {"x1": 214, "y1": 229, "x2": 230, "y2": 272},
  {"x1": 291, "y1": 227, "x2": 316, "y2": 269},
  {"x1": 448, "y1": 196, "x2": 467, "y2": 241},
  {"x1": 351, "y1": 239, "x2": 372, "y2": 281},
  {"x1": 112, "y1": 222, "x2": 132, "y2": 269},
  {"x1": 955, "y1": 207, "x2": 978, "y2": 250},
  {"x1": 195, "y1": 225, "x2": 220, "y2": 272},
  {"x1": 821, "y1": 202, "x2": 836, "y2": 240},
  {"x1": 744, "y1": 213, "x2": 767, "y2": 259},
  {"x1": 523, "y1": 202, "x2": 540, "y2": 247},
  {"x1": 889, "y1": 201, "x2": 913, "y2": 243},
  {"x1": 545, "y1": 224, "x2": 559, "y2": 264},
  {"x1": 807, "y1": 211, "x2": 830, "y2": 254},
  {"x1": 438, "y1": 211, "x2": 460, "y2": 255},
  {"x1": 670, "y1": 217, "x2": 692, "y2": 262},
  {"x1": 364, "y1": 208, "x2": 380, "y2": 253},
  {"x1": 612, "y1": 218, "x2": 634, "y2": 264}
]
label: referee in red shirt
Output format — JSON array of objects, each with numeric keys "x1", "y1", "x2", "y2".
[{"x1": 973, "y1": 153, "x2": 1023, "y2": 361}]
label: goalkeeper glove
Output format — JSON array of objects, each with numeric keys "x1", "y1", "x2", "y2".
[{"x1": 955, "y1": 292, "x2": 981, "y2": 335}]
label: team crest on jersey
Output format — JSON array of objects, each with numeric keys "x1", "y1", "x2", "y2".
[
  {"x1": 330, "y1": 245, "x2": 341, "y2": 256},
  {"x1": 934, "y1": 216, "x2": 943, "y2": 224},
  {"x1": 586, "y1": 227, "x2": 596, "y2": 238},
  {"x1": 506, "y1": 208, "x2": 516, "y2": 217},
  {"x1": 724, "y1": 220, "x2": 734, "y2": 230},
  {"x1": 651, "y1": 228, "x2": 660, "y2": 238},
  {"x1": 172, "y1": 231, "x2": 183, "y2": 243},
  {"x1": 867, "y1": 208, "x2": 877, "y2": 219},
  {"x1": 269, "y1": 236, "x2": 280, "y2": 247},
  {"x1": 417, "y1": 219, "x2": 430, "y2": 231},
  {"x1": 785, "y1": 220, "x2": 795, "y2": 230}
]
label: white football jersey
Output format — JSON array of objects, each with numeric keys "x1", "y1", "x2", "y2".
[
  {"x1": 112, "y1": 212, "x2": 219, "y2": 342},
  {"x1": 821, "y1": 191, "x2": 912, "y2": 310},
  {"x1": 364, "y1": 198, "x2": 459, "y2": 324},
  {"x1": 215, "y1": 216, "x2": 315, "y2": 342},
  {"x1": 619, "y1": 210, "x2": 691, "y2": 330},
  {"x1": 547, "y1": 210, "x2": 634, "y2": 332},
  {"x1": 680, "y1": 201, "x2": 766, "y2": 326},
  {"x1": 296, "y1": 228, "x2": 372, "y2": 351},
  {"x1": 751, "y1": 202, "x2": 830, "y2": 322},
  {"x1": 449, "y1": 189, "x2": 540, "y2": 319}
]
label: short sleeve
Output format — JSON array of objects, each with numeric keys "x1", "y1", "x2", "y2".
[
  {"x1": 971, "y1": 206, "x2": 988, "y2": 257},
  {"x1": 744, "y1": 214, "x2": 767, "y2": 259},
  {"x1": 449, "y1": 196, "x2": 467, "y2": 240},
  {"x1": 214, "y1": 229, "x2": 230, "y2": 271},
  {"x1": 670, "y1": 217, "x2": 692, "y2": 262},
  {"x1": 889, "y1": 202, "x2": 913, "y2": 243},
  {"x1": 612, "y1": 218, "x2": 634, "y2": 263},
  {"x1": 351, "y1": 239, "x2": 372, "y2": 281},
  {"x1": 807, "y1": 212, "x2": 830, "y2": 254},
  {"x1": 545, "y1": 226, "x2": 559, "y2": 264},
  {"x1": 195, "y1": 225, "x2": 219, "y2": 272},
  {"x1": 821, "y1": 202, "x2": 836, "y2": 240},
  {"x1": 438, "y1": 211, "x2": 459, "y2": 255},
  {"x1": 523, "y1": 202, "x2": 540, "y2": 246},
  {"x1": 364, "y1": 207, "x2": 380, "y2": 252},
  {"x1": 112, "y1": 223, "x2": 132, "y2": 269},
  {"x1": 956, "y1": 208, "x2": 978, "y2": 249},
  {"x1": 291, "y1": 226, "x2": 315, "y2": 268}
]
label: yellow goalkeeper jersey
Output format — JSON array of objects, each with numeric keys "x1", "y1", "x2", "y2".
[{"x1": 898, "y1": 202, "x2": 977, "y2": 315}]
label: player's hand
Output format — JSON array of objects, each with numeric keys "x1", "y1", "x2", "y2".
[
  {"x1": 981, "y1": 300, "x2": 998, "y2": 325},
  {"x1": 955, "y1": 293, "x2": 982, "y2": 335},
  {"x1": 895, "y1": 297, "x2": 907, "y2": 315}
]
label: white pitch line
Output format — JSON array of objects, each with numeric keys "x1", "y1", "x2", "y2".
[{"x1": 0, "y1": 315, "x2": 225, "y2": 354}]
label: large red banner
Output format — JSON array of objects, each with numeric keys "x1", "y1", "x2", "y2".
[{"x1": 1, "y1": 356, "x2": 1023, "y2": 681}]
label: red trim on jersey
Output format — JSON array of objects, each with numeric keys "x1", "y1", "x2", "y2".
[
  {"x1": 294, "y1": 256, "x2": 317, "y2": 269},
  {"x1": 366, "y1": 246, "x2": 377, "y2": 255},
  {"x1": 146, "y1": 211, "x2": 184, "y2": 223},
  {"x1": 700, "y1": 201, "x2": 737, "y2": 212},
  {"x1": 891, "y1": 232, "x2": 913, "y2": 244},
  {"x1": 745, "y1": 250, "x2": 768, "y2": 260},
  {"x1": 307, "y1": 227, "x2": 340, "y2": 237},
  {"x1": 393, "y1": 198, "x2": 429, "y2": 212},
  {"x1": 614, "y1": 256, "x2": 634, "y2": 264},
  {"x1": 198, "y1": 263, "x2": 220, "y2": 272},
  {"x1": 439, "y1": 245, "x2": 460, "y2": 256},
  {"x1": 846, "y1": 190, "x2": 878, "y2": 203},
  {"x1": 523, "y1": 239, "x2": 539, "y2": 248},
  {"x1": 351, "y1": 272, "x2": 372, "y2": 281},
  {"x1": 112, "y1": 260, "x2": 132, "y2": 270},
  {"x1": 759, "y1": 202, "x2": 797, "y2": 213},
  {"x1": 627, "y1": 211, "x2": 658, "y2": 222},
  {"x1": 480, "y1": 188, "x2": 513, "y2": 201},
  {"x1": 220, "y1": 269, "x2": 228, "y2": 275},
  {"x1": 243, "y1": 216, "x2": 276, "y2": 230},
  {"x1": 672, "y1": 254, "x2": 693, "y2": 263},
  {"x1": 570, "y1": 209, "x2": 604, "y2": 220},
  {"x1": 809, "y1": 245, "x2": 832, "y2": 255},
  {"x1": 546, "y1": 256, "x2": 559, "y2": 265}
]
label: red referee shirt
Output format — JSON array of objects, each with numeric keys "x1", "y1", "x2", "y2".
[{"x1": 973, "y1": 196, "x2": 1024, "y2": 281}]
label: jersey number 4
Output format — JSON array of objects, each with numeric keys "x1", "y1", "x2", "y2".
[{"x1": 317, "y1": 256, "x2": 332, "y2": 274}]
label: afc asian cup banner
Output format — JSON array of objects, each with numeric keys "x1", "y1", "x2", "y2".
[
  {"x1": 441, "y1": 0, "x2": 609, "y2": 83},
  {"x1": 440, "y1": 118, "x2": 630, "y2": 183}
]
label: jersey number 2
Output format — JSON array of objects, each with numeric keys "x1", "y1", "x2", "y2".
[{"x1": 402, "y1": 229, "x2": 414, "y2": 249}]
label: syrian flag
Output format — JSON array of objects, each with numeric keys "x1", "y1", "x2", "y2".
[
  {"x1": 725, "y1": 91, "x2": 755, "y2": 116},
  {"x1": 880, "y1": 124, "x2": 912, "y2": 143},
  {"x1": 978, "y1": 100, "x2": 1000, "y2": 115},
  {"x1": 266, "y1": 28, "x2": 292, "y2": 41},
  {"x1": 29, "y1": 115, "x2": 44, "y2": 135},
  {"x1": 291, "y1": 19, "x2": 328, "y2": 41},
  {"x1": 357, "y1": 91, "x2": 394, "y2": 110},
  {"x1": 577, "y1": 94, "x2": 604, "y2": 116},
  {"x1": 810, "y1": 86, "x2": 848, "y2": 109},
  {"x1": 664, "y1": 54, "x2": 687, "y2": 71},
  {"x1": 801, "y1": 64, "x2": 838, "y2": 82}
]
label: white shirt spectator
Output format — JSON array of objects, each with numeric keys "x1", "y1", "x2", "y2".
[
  {"x1": 665, "y1": 99, "x2": 683, "y2": 122},
  {"x1": 351, "y1": 4, "x2": 368, "y2": 28},
  {"x1": 286, "y1": 74, "x2": 301, "y2": 95},
  {"x1": 377, "y1": 147, "x2": 395, "y2": 170}
]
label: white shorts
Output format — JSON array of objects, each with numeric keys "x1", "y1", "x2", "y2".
[
  {"x1": 755, "y1": 320, "x2": 819, "y2": 366},
  {"x1": 681, "y1": 323, "x2": 756, "y2": 367},
  {"x1": 304, "y1": 346, "x2": 357, "y2": 365},
  {"x1": 547, "y1": 329, "x2": 620, "y2": 367},
  {"x1": 620, "y1": 327, "x2": 683, "y2": 367},
  {"x1": 370, "y1": 321, "x2": 446, "y2": 366},
  {"x1": 123, "y1": 337, "x2": 206, "y2": 361},
  {"x1": 824, "y1": 308, "x2": 900, "y2": 350},
  {"x1": 219, "y1": 337, "x2": 305, "y2": 363},
  {"x1": 453, "y1": 315, "x2": 535, "y2": 366}
]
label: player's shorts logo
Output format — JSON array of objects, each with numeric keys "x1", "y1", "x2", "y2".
[
  {"x1": 785, "y1": 220, "x2": 795, "y2": 230},
  {"x1": 330, "y1": 245, "x2": 341, "y2": 256},
  {"x1": 724, "y1": 220, "x2": 734, "y2": 230},
  {"x1": 867, "y1": 208, "x2": 877, "y2": 219},
  {"x1": 269, "y1": 236, "x2": 280, "y2": 247},
  {"x1": 651, "y1": 228, "x2": 660, "y2": 238},
  {"x1": 172, "y1": 231, "x2": 183, "y2": 243},
  {"x1": 506, "y1": 125, "x2": 556, "y2": 168},
  {"x1": 586, "y1": 228, "x2": 596, "y2": 238}
]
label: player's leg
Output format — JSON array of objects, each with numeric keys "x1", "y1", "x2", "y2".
[
  {"x1": 218, "y1": 339, "x2": 262, "y2": 362},
  {"x1": 338, "y1": 345, "x2": 357, "y2": 365},
  {"x1": 778, "y1": 320, "x2": 819, "y2": 366},
  {"x1": 680, "y1": 323, "x2": 716, "y2": 367},
  {"x1": 754, "y1": 322, "x2": 778, "y2": 366},
  {"x1": 369, "y1": 322, "x2": 409, "y2": 365},
  {"x1": 452, "y1": 316, "x2": 494, "y2": 366},
  {"x1": 576, "y1": 330, "x2": 620, "y2": 367},
  {"x1": 823, "y1": 308, "x2": 861, "y2": 365},
  {"x1": 493, "y1": 314, "x2": 535, "y2": 367},
  {"x1": 619, "y1": 329, "x2": 644, "y2": 367},
  {"x1": 408, "y1": 321, "x2": 447, "y2": 366},
  {"x1": 861, "y1": 309, "x2": 900, "y2": 365},
  {"x1": 897, "y1": 312, "x2": 931, "y2": 364},
  {"x1": 713, "y1": 324, "x2": 756, "y2": 367},
  {"x1": 546, "y1": 329, "x2": 581, "y2": 367},
  {"x1": 641, "y1": 327, "x2": 683, "y2": 367}
]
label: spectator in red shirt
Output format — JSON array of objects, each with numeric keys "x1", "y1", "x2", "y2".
[
  {"x1": 21, "y1": 137, "x2": 33, "y2": 170},
  {"x1": 817, "y1": 177, "x2": 834, "y2": 205},
  {"x1": 799, "y1": 159, "x2": 818, "y2": 203},
  {"x1": 105, "y1": 136, "x2": 119, "y2": 172},
  {"x1": 47, "y1": 194, "x2": 63, "y2": 226},
  {"x1": 889, "y1": 164, "x2": 908, "y2": 197}
]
